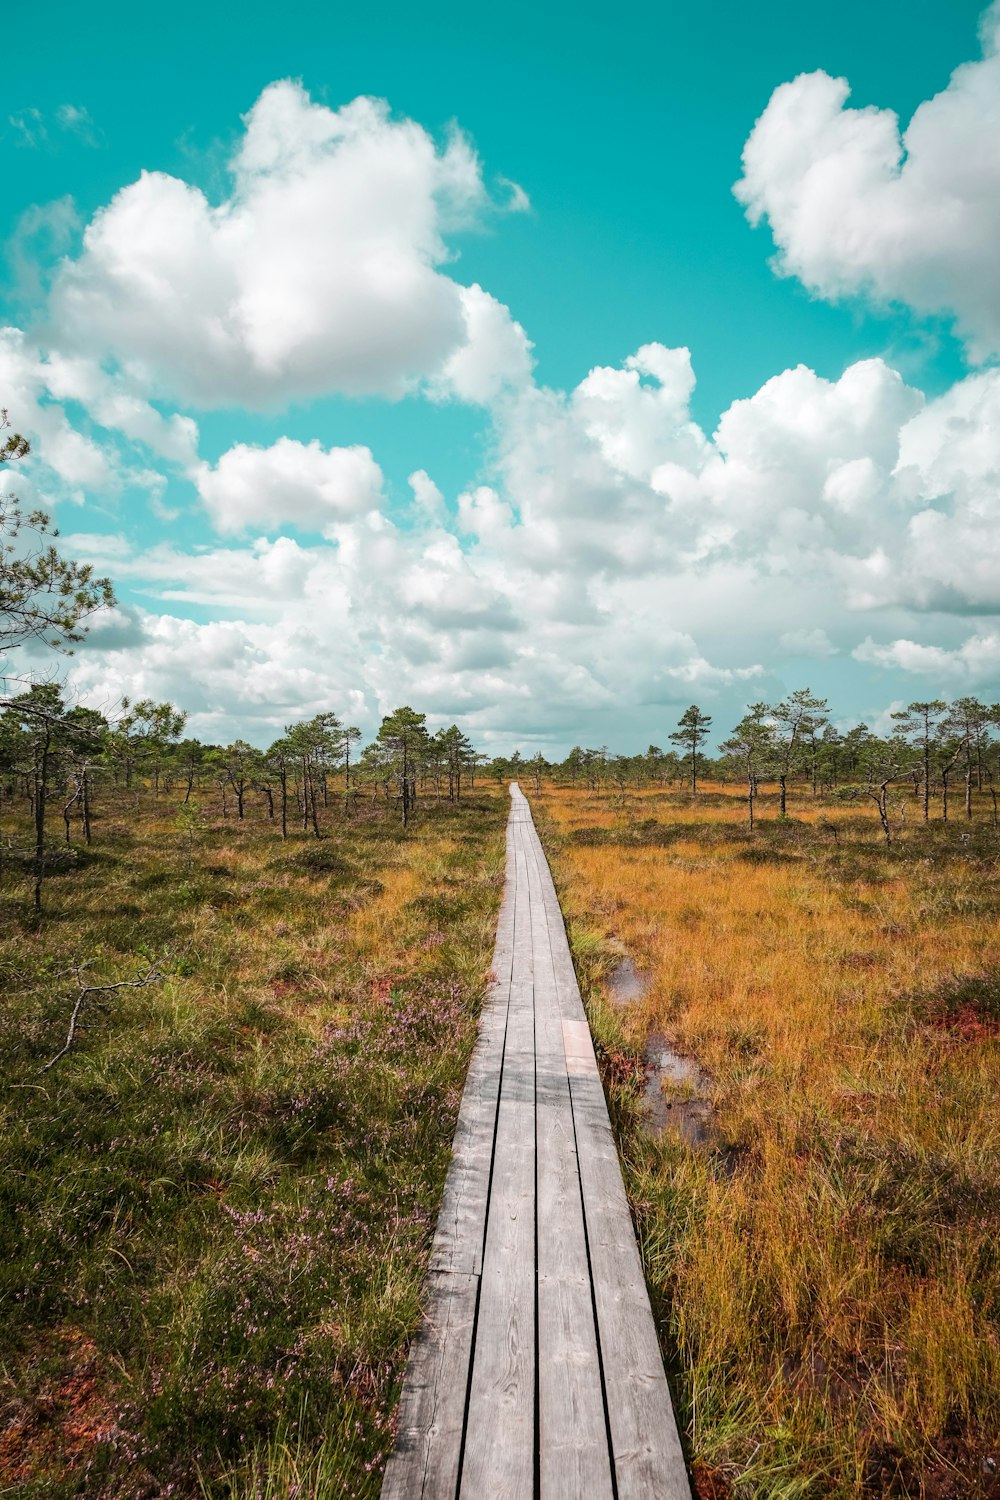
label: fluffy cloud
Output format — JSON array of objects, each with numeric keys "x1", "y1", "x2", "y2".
[
  {"x1": 51, "y1": 83, "x2": 530, "y2": 407},
  {"x1": 0, "y1": 327, "x2": 199, "y2": 506},
  {"x1": 734, "y1": 3, "x2": 1000, "y2": 358},
  {"x1": 434, "y1": 284, "x2": 533, "y2": 405},
  {"x1": 8, "y1": 48, "x2": 999, "y2": 746},
  {"x1": 853, "y1": 631, "x2": 1000, "y2": 685},
  {"x1": 572, "y1": 343, "x2": 708, "y2": 481},
  {"x1": 0, "y1": 328, "x2": 115, "y2": 496},
  {"x1": 196, "y1": 438, "x2": 383, "y2": 536},
  {"x1": 39, "y1": 331, "x2": 1000, "y2": 745}
]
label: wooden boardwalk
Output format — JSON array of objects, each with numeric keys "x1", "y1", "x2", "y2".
[{"x1": 382, "y1": 785, "x2": 691, "y2": 1500}]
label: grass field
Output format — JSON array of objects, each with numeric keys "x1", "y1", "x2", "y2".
[
  {"x1": 0, "y1": 783, "x2": 506, "y2": 1498},
  {"x1": 531, "y1": 780, "x2": 1000, "y2": 1500},
  {"x1": 5, "y1": 771, "x2": 998, "y2": 1498}
]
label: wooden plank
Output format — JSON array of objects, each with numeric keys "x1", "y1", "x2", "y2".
[
  {"x1": 564, "y1": 1020, "x2": 691, "y2": 1500},
  {"x1": 518, "y1": 804, "x2": 588, "y2": 1024},
  {"x1": 528, "y1": 854, "x2": 614, "y2": 1498},
  {"x1": 431, "y1": 820, "x2": 517, "y2": 1278},
  {"x1": 387, "y1": 782, "x2": 691, "y2": 1500},
  {"x1": 459, "y1": 972, "x2": 536, "y2": 1498},
  {"x1": 384, "y1": 798, "x2": 520, "y2": 1496},
  {"x1": 523, "y1": 797, "x2": 689, "y2": 1495},
  {"x1": 381, "y1": 1271, "x2": 479, "y2": 1500},
  {"x1": 429, "y1": 981, "x2": 509, "y2": 1276}
]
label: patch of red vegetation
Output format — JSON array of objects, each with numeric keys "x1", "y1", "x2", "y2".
[
  {"x1": 374, "y1": 973, "x2": 411, "y2": 1003},
  {"x1": 0, "y1": 1329, "x2": 117, "y2": 1487},
  {"x1": 692, "y1": 1461, "x2": 735, "y2": 1498},
  {"x1": 927, "y1": 1005, "x2": 1000, "y2": 1042},
  {"x1": 864, "y1": 1437, "x2": 1000, "y2": 1498},
  {"x1": 270, "y1": 978, "x2": 303, "y2": 998},
  {"x1": 598, "y1": 1045, "x2": 645, "y2": 1092}
]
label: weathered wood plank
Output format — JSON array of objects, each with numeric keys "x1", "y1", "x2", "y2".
[
  {"x1": 429, "y1": 981, "x2": 509, "y2": 1277},
  {"x1": 528, "y1": 849, "x2": 614, "y2": 1498},
  {"x1": 564, "y1": 1020, "x2": 691, "y2": 1500},
  {"x1": 459, "y1": 974, "x2": 536, "y2": 1499},
  {"x1": 385, "y1": 782, "x2": 690, "y2": 1500},
  {"x1": 384, "y1": 807, "x2": 519, "y2": 1496},
  {"x1": 430, "y1": 818, "x2": 517, "y2": 1278},
  {"x1": 515, "y1": 795, "x2": 587, "y2": 1024},
  {"x1": 380, "y1": 1270, "x2": 480, "y2": 1500}
]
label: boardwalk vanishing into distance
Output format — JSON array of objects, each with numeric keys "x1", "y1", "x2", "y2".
[{"x1": 382, "y1": 784, "x2": 690, "y2": 1500}]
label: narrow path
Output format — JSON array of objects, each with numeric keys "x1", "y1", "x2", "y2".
[{"x1": 382, "y1": 784, "x2": 690, "y2": 1500}]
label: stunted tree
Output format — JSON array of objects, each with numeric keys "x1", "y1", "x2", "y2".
[
  {"x1": 436, "y1": 724, "x2": 475, "y2": 803},
  {"x1": 222, "y1": 739, "x2": 261, "y2": 821},
  {"x1": 529, "y1": 751, "x2": 549, "y2": 795},
  {"x1": 107, "y1": 698, "x2": 186, "y2": 793},
  {"x1": 891, "y1": 700, "x2": 947, "y2": 821},
  {"x1": 814, "y1": 724, "x2": 845, "y2": 793},
  {"x1": 265, "y1": 735, "x2": 295, "y2": 838},
  {"x1": 61, "y1": 705, "x2": 107, "y2": 845},
  {"x1": 485, "y1": 755, "x2": 510, "y2": 790},
  {"x1": 563, "y1": 746, "x2": 585, "y2": 786},
  {"x1": 935, "y1": 720, "x2": 968, "y2": 824},
  {"x1": 721, "y1": 704, "x2": 773, "y2": 830},
  {"x1": 858, "y1": 734, "x2": 918, "y2": 848},
  {"x1": 2, "y1": 683, "x2": 68, "y2": 911},
  {"x1": 286, "y1": 713, "x2": 342, "y2": 836},
  {"x1": 174, "y1": 738, "x2": 208, "y2": 804},
  {"x1": 1, "y1": 415, "x2": 115, "y2": 659},
  {"x1": 376, "y1": 706, "x2": 429, "y2": 826},
  {"x1": 340, "y1": 723, "x2": 361, "y2": 815},
  {"x1": 669, "y1": 704, "x2": 712, "y2": 795},
  {"x1": 769, "y1": 689, "x2": 828, "y2": 816},
  {"x1": 947, "y1": 697, "x2": 991, "y2": 819}
]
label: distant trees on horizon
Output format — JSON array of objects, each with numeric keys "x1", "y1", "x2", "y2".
[
  {"x1": 3, "y1": 407, "x2": 1000, "y2": 885},
  {"x1": 525, "y1": 691, "x2": 1000, "y2": 846}
]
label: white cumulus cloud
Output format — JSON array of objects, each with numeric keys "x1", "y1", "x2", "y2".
[
  {"x1": 51, "y1": 82, "x2": 529, "y2": 408},
  {"x1": 734, "y1": 4, "x2": 1000, "y2": 358},
  {"x1": 853, "y1": 631, "x2": 1000, "y2": 684},
  {"x1": 196, "y1": 438, "x2": 383, "y2": 536}
]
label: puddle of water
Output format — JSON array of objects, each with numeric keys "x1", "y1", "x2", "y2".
[
  {"x1": 607, "y1": 956, "x2": 649, "y2": 1006},
  {"x1": 642, "y1": 1030, "x2": 714, "y2": 1148}
]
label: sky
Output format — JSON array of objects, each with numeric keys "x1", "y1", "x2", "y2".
[{"x1": 3, "y1": 0, "x2": 999, "y2": 752}]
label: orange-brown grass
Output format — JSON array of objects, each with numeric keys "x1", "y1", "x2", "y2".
[{"x1": 532, "y1": 780, "x2": 1000, "y2": 1499}]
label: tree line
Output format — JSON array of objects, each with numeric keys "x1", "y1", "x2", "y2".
[
  {"x1": 488, "y1": 691, "x2": 1000, "y2": 846},
  {"x1": 3, "y1": 409, "x2": 999, "y2": 899},
  {"x1": 0, "y1": 686, "x2": 480, "y2": 911}
]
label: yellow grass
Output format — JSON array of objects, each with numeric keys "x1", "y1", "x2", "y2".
[{"x1": 532, "y1": 780, "x2": 1000, "y2": 1498}]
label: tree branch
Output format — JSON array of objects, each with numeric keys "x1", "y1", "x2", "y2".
[{"x1": 40, "y1": 961, "x2": 166, "y2": 1072}]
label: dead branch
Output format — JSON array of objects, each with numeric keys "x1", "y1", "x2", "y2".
[{"x1": 40, "y1": 961, "x2": 165, "y2": 1072}]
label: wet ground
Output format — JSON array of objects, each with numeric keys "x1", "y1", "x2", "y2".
[
  {"x1": 605, "y1": 956, "x2": 714, "y2": 1147},
  {"x1": 642, "y1": 1031, "x2": 714, "y2": 1147},
  {"x1": 607, "y1": 955, "x2": 649, "y2": 1006}
]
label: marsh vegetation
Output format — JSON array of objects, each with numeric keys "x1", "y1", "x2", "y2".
[
  {"x1": 0, "y1": 777, "x2": 506, "y2": 1497},
  {"x1": 533, "y1": 779, "x2": 1000, "y2": 1499}
]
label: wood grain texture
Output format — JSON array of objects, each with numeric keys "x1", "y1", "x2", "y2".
[
  {"x1": 384, "y1": 783, "x2": 691, "y2": 1500},
  {"x1": 523, "y1": 787, "x2": 690, "y2": 1500},
  {"x1": 570, "y1": 1068, "x2": 690, "y2": 1500},
  {"x1": 528, "y1": 844, "x2": 614, "y2": 1498},
  {"x1": 380, "y1": 1270, "x2": 479, "y2": 1500},
  {"x1": 460, "y1": 977, "x2": 536, "y2": 1499}
]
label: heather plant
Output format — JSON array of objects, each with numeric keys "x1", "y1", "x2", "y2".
[{"x1": 0, "y1": 780, "x2": 506, "y2": 1497}]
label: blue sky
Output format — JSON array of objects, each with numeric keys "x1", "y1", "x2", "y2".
[{"x1": 3, "y1": 0, "x2": 998, "y2": 749}]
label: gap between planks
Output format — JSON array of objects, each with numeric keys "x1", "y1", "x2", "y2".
[{"x1": 381, "y1": 784, "x2": 691, "y2": 1500}]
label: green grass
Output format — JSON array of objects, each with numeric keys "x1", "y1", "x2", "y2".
[{"x1": 0, "y1": 785, "x2": 506, "y2": 1497}]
